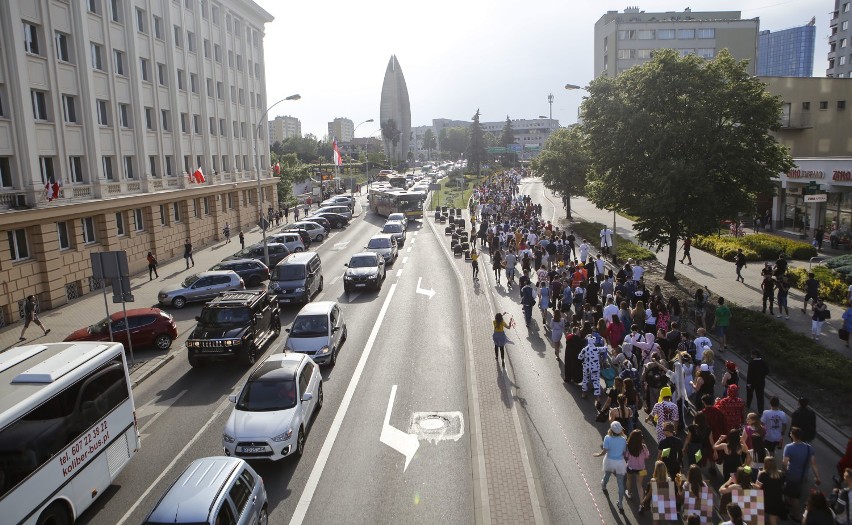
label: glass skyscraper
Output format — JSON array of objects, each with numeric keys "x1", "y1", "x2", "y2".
[{"x1": 756, "y1": 22, "x2": 817, "y2": 77}]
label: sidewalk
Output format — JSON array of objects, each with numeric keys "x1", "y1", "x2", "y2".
[
  {"x1": 562, "y1": 193, "x2": 851, "y2": 454},
  {"x1": 0, "y1": 196, "x2": 364, "y2": 386}
]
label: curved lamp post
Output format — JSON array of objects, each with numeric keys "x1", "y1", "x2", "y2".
[{"x1": 350, "y1": 119, "x2": 373, "y2": 192}]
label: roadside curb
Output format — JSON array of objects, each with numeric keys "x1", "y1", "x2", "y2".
[{"x1": 131, "y1": 350, "x2": 177, "y2": 388}]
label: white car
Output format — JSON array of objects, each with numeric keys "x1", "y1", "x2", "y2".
[
  {"x1": 387, "y1": 213, "x2": 408, "y2": 229},
  {"x1": 320, "y1": 195, "x2": 354, "y2": 209},
  {"x1": 223, "y1": 353, "x2": 322, "y2": 460},
  {"x1": 286, "y1": 221, "x2": 326, "y2": 242}
]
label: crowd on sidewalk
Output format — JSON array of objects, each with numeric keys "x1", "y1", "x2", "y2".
[{"x1": 473, "y1": 170, "x2": 852, "y2": 524}]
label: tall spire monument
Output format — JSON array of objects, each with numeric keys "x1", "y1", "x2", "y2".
[{"x1": 379, "y1": 55, "x2": 411, "y2": 168}]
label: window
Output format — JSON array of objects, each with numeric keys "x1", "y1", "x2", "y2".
[
  {"x1": 228, "y1": 473, "x2": 252, "y2": 515},
  {"x1": 187, "y1": 31, "x2": 195, "y2": 52},
  {"x1": 8, "y1": 229, "x2": 29, "y2": 260},
  {"x1": 102, "y1": 156, "x2": 114, "y2": 179},
  {"x1": 159, "y1": 204, "x2": 166, "y2": 225},
  {"x1": 230, "y1": 86, "x2": 236, "y2": 102},
  {"x1": 145, "y1": 106, "x2": 154, "y2": 130},
  {"x1": 39, "y1": 157, "x2": 55, "y2": 184},
  {"x1": 802, "y1": 101, "x2": 811, "y2": 111},
  {"x1": 222, "y1": 156, "x2": 229, "y2": 171},
  {"x1": 219, "y1": 118, "x2": 226, "y2": 135},
  {"x1": 234, "y1": 20, "x2": 241, "y2": 36},
  {"x1": 0, "y1": 157, "x2": 11, "y2": 187},
  {"x1": 31, "y1": 90, "x2": 48, "y2": 121},
  {"x1": 118, "y1": 103, "x2": 131, "y2": 128},
  {"x1": 678, "y1": 29, "x2": 695, "y2": 39},
  {"x1": 637, "y1": 30, "x2": 654, "y2": 40},
  {"x1": 196, "y1": 155, "x2": 202, "y2": 170},
  {"x1": 820, "y1": 101, "x2": 829, "y2": 110},
  {"x1": 228, "y1": 193, "x2": 234, "y2": 208},
  {"x1": 55, "y1": 31, "x2": 72, "y2": 62},
  {"x1": 204, "y1": 196, "x2": 210, "y2": 214},
  {"x1": 657, "y1": 29, "x2": 675, "y2": 40},
  {"x1": 114, "y1": 50, "x2": 125, "y2": 75},
  {"x1": 87, "y1": 0, "x2": 101, "y2": 15},
  {"x1": 109, "y1": 0, "x2": 122, "y2": 23},
  {"x1": 209, "y1": 117, "x2": 216, "y2": 134},
  {"x1": 228, "y1": 50, "x2": 234, "y2": 67},
  {"x1": 843, "y1": 20, "x2": 849, "y2": 31},
  {"x1": 173, "y1": 25, "x2": 183, "y2": 48},
  {"x1": 149, "y1": 156, "x2": 158, "y2": 177},
  {"x1": 212, "y1": 156, "x2": 219, "y2": 173},
  {"x1": 69, "y1": 156, "x2": 83, "y2": 182},
  {"x1": 232, "y1": 120, "x2": 238, "y2": 137},
  {"x1": 115, "y1": 212, "x2": 125, "y2": 235},
  {"x1": 239, "y1": 89, "x2": 244, "y2": 105},
  {"x1": 678, "y1": 48, "x2": 695, "y2": 57},
  {"x1": 161, "y1": 110, "x2": 171, "y2": 131},
  {"x1": 204, "y1": 38, "x2": 210, "y2": 58},
  {"x1": 840, "y1": 101, "x2": 847, "y2": 110},
  {"x1": 214, "y1": 44, "x2": 221, "y2": 62},
  {"x1": 217, "y1": 81, "x2": 223, "y2": 99},
  {"x1": 243, "y1": 155, "x2": 249, "y2": 170},
  {"x1": 140, "y1": 57, "x2": 150, "y2": 81},
  {"x1": 153, "y1": 15, "x2": 163, "y2": 39},
  {"x1": 57, "y1": 222, "x2": 70, "y2": 250},
  {"x1": 254, "y1": 63, "x2": 260, "y2": 78},
  {"x1": 24, "y1": 23, "x2": 41, "y2": 55},
  {"x1": 201, "y1": 0, "x2": 209, "y2": 18},
  {"x1": 240, "y1": 122, "x2": 246, "y2": 138},
  {"x1": 183, "y1": 155, "x2": 190, "y2": 174},
  {"x1": 206, "y1": 78, "x2": 213, "y2": 97},
  {"x1": 617, "y1": 30, "x2": 635, "y2": 40},
  {"x1": 172, "y1": 202, "x2": 181, "y2": 222},
  {"x1": 96, "y1": 99, "x2": 109, "y2": 125},
  {"x1": 697, "y1": 48, "x2": 715, "y2": 59},
  {"x1": 123, "y1": 156, "x2": 134, "y2": 178},
  {"x1": 617, "y1": 49, "x2": 635, "y2": 59},
  {"x1": 91, "y1": 43, "x2": 104, "y2": 70},
  {"x1": 136, "y1": 8, "x2": 146, "y2": 33},
  {"x1": 193, "y1": 114, "x2": 201, "y2": 133},
  {"x1": 841, "y1": 55, "x2": 848, "y2": 66},
  {"x1": 0, "y1": 84, "x2": 5, "y2": 117},
  {"x1": 845, "y1": 2, "x2": 851, "y2": 12},
  {"x1": 842, "y1": 38, "x2": 848, "y2": 48},
  {"x1": 697, "y1": 28, "x2": 715, "y2": 39},
  {"x1": 190, "y1": 73, "x2": 198, "y2": 93},
  {"x1": 185, "y1": 0, "x2": 193, "y2": 11},
  {"x1": 157, "y1": 62, "x2": 167, "y2": 86},
  {"x1": 177, "y1": 69, "x2": 185, "y2": 90},
  {"x1": 62, "y1": 95, "x2": 78, "y2": 123},
  {"x1": 226, "y1": 13, "x2": 232, "y2": 31},
  {"x1": 212, "y1": 5, "x2": 219, "y2": 24},
  {"x1": 134, "y1": 208, "x2": 144, "y2": 231},
  {"x1": 180, "y1": 112, "x2": 189, "y2": 133},
  {"x1": 165, "y1": 155, "x2": 174, "y2": 176},
  {"x1": 82, "y1": 217, "x2": 96, "y2": 244}
]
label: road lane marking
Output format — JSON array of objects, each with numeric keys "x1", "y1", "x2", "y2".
[
  {"x1": 407, "y1": 247, "x2": 412, "y2": 254},
  {"x1": 137, "y1": 389, "x2": 189, "y2": 436},
  {"x1": 379, "y1": 385, "x2": 420, "y2": 471},
  {"x1": 402, "y1": 256, "x2": 408, "y2": 264},
  {"x1": 396, "y1": 269, "x2": 403, "y2": 278},
  {"x1": 415, "y1": 277, "x2": 436, "y2": 299},
  {"x1": 329, "y1": 275, "x2": 341, "y2": 285},
  {"x1": 289, "y1": 283, "x2": 399, "y2": 525}
]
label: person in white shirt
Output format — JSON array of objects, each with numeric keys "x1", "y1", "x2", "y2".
[
  {"x1": 527, "y1": 231, "x2": 538, "y2": 246},
  {"x1": 600, "y1": 227, "x2": 614, "y2": 255},
  {"x1": 579, "y1": 240, "x2": 591, "y2": 264},
  {"x1": 595, "y1": 255, "x2": 606, "y2": 282},
  {"x1": 602, "y1": 296, "x2": 619, "y2": 322},
  {"x1": 693, "y1": 327, "x2": 713, "y2": 363},
  {"x1": 631, "y1": 264, "x2": 644, "y2": 283},
  {"x1": 760, "y1": 396, "x2": 788, "y2": 454}
]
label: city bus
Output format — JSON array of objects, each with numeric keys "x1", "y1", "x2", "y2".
[
  {"x1": 387, "y1": 175, "x2": 407, "y2": 189},
  {"x1": 0, "y1": 342, "x2": 140, "y2": 524},
  {"x1": 369, "y1": 188, "x2": 425, "y2": 219}
]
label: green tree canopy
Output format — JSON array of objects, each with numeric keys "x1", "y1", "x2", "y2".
[
  {"x1": 442, "y1": 127, "x2": 470, "y2": 160},
  {"x1": 530, "y1": 126, "x2": 589, "y2": 219},
  {"x1": 500, "y1": 116, "x2": 518, "y2": 167},
  {"x1": 467, "y1": 109, "x2": 487, "y2": 173},
  {"x1": 581, "y1": 49, "x2": 794, "y2": 280},
  {"x1": 423, "y1": 128, "x2": 437, "y2": 160}
]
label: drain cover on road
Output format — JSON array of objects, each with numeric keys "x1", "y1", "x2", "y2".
[{"x1": 409, "y1": 412, "x2": 464, "y2": 444}]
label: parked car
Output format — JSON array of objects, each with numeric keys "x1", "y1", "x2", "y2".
[
  {"x1": 285, "y1": 221, "x2": 326, "y2": 242},
  {"x1": 320, "y1": 195, "x2": 354, "y2": 210},
  {"x1": 381, "y1": 221, "x2": 407, "y2": 247},
  {"x1": 387, "y1": 212, "x2": 408, "y2": 229},
  {"x1": 210, "y1": 259, "x2": 270, "y2": 288},
  {"x1": 158, "y1": 271, "x2": 245, "y2": 309},
  {"x1": 343, "y1": 252, "x2": 385, "y2": 292},
  {"x1": 143, "y1": 456, "x2": 268, "y2": 525},
  {"x1": 283, "y1": 301, "x2": 347, "y2": 366},
  {"x1": 224, "y1": 242, "x2": 291, "y2": 268},
  {"x1": 63, "y1": 308, "x2": 177, "y2": 351},
  {"x1": 222, "y1": 353, "x2": 322, "y2": 460},
  {"x1": 302, "y1": 215, "x2": 331, "y2": 233},
  {"x1": 365, "y1": 234, "x2": 398, "y2": 264},
  {"x1": 309, "y1": 212, "x2": 349, "y2": 229},
  {"x1": 314, "y1": 205, "x2": 352, "y2": 221},
  {"x1": 267, "y1": 232, "x2": 306, "y2": 253},
  {"x1": 283, "y1": 228, "x2": 312, "y2": 249},
  {"x1": 269, "y1": 252, "x2": 323, "y2": 305}
]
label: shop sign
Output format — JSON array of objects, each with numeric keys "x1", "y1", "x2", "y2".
[
  {"x1": 804, "y1": 194, "x2": 828, "y2": 203},
  {"x1": 787, "y1": 169, "x2": 825, "y2": 179},
  {"x1": 833, "y1": 170, "x2": 852, "y2": 182}
]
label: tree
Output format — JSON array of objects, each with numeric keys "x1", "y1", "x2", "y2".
[
  {"x1": 530, "y1": 127, "x2": 589, "y2": 220},
  {"x1": 442, "y1": 127, "x2": 470, "y2": 160},
  {"x1": 381, "y1": 118, "x2": 402, "y2": 165},
  {"x1": 423, "y1": 128, "x2": 437, "y2": 160},
  {"x1": 438, "y1": 128, "x2": 448, "y2": 155},
  {"x1": 500, "y1": 115, "x2": 517, "y2": 166},
  {"x1": 581, "y1": 49, "x2": 794, "y2": 280},
  {"x1": 467, "y1": 109, "x2": 487, "y2": 173}
]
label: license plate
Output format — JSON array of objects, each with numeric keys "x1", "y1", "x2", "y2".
[
  {"x1": 355, "y1": 283, "x2": 366, "y2": 287},
  {"x1": 239, "y1": 446, "x2": 267, "y2": 453},
  {"x1": 280, "y1": 298, "x2": 290, "y2": 303},
  {"x1": 200, "y1": 348, "x2": 224, "y2": 353}
]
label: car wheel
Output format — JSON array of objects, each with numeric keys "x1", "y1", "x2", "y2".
[
  {"x1": 258, "y1": 507, "x2": 269, "y2": 525},
  {"x1": 154, "y1": 334, "x2": 173, "y2": 350},
  {"x1": 329, "y1": 346, "x2": 337, "y2": 366},
  {"x1": 317, "y1": 384, "x2": 324, "y2": 409},
  {"x1": 296, "y1": 427, "x2": 305, "y2": 457},
  {"x1": 188, "y1": 354, "x2": 203, "y2": 368},
  {"x1": 335, "y1": 221, "x2": 344, "y2": 228},
  {"x1": 295, "y1": 247, "x2": 304, "y2": 252},
  {"x1": 240, "y1": 342, "x2": 257, "y2": 366},
  {"x1": 248, "y1": 275, "x2": 263, "y2": 287},
  {"x1": 36, "y1": 502, "x2": 70, "y2": 525},
  {"x1": 271, "y1": 316, "x2": 281, "y2": 338},
  {"x1": 315, "y1": 233, "x2": 324, "y2": 242},
  {"x1": 172, "y1": 296, "x2": 187, "y2": 309},
  {"x1": 318, "y1": 276, "x2": 324, "y2": 293}
]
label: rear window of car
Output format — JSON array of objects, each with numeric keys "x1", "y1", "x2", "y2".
[
  {"x1": 382, "y1": 223, "x2": 402, "y2": 233},
  {"x1": 368, "y1": 238, "x2": 390, "y2": 249}
]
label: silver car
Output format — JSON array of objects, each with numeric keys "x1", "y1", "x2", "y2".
[
  {"x1": 387, "y1": 213, "x2": 408, "y2": 229},
  {"x1": 320, "y1": 195, "x2": 355, "y2": 209},
  {"x1": 267, "y1": 232, "x2": 306, "y2": 253},
  {"x1": 365, "y1": 234, "x2": 398, "y2": 264},
  {"x1": 283, "y1": 301, "x2": 347, "y2": 366},
  {"x1": 286, "y1": 221, "x2": 326, "y2": 242},
  {"x1": 143, "y1": 456, "x2": 268, "y2": 524},
  {"x1": 314, "y1": 205, "x2": 352, "y2": 220},
  {"x1": 157, "y1": 270, "x2": 245, "y2": 309}
]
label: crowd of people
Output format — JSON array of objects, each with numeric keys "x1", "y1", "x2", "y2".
[{"x1": 475, "y1": 170, "x2": 851, "y2": 524}]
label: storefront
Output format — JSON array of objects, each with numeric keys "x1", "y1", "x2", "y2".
[{"x1": 773, "y1": 159, "x2": 852, "y2": 240}]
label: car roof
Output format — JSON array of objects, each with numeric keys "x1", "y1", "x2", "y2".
[
  {"x1": 294, "y1": 221, "x2": 321, "y2": 228},
  {"x1": 198, "y1": 270, "x2": 239, "y2": 277},
  {"x1": 350, "y1": 251, "x2": 379, "y2": 260},
  {"x1": 370, "y1": 234, "x2": 394, "y2": 240},
  {"x1": 276, "y1": 252, "x2": 318, "y2": 266},
  {"x1": 108, "y1": 308, "x2": 164, "y2": 321},
  {"x1": 248, "y1": 353, "x2": 304, "y2": 381},
  {"x1": 146, "y1": 456, "x2": 245, "y2": 523},
  {"x1": 215, "y1": 258, "x2": 264, "y2": 266},
  {"x1": 295, "y1": 300, "x2": 337, "y2": 317}
]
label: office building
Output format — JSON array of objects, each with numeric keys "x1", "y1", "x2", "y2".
[
  {"x1": 379, "y1": 55, "x2": 411, "y2": 166},
  {"x1": 828, "y1": 0, "x2": 852, "y2": 77},
  {"x1": 269, "y1": 115, "x2": 301, "y2": 142},
  {"x1": 480, "y1": 118, "x2": 560, "y2": 161},
  {"x1": 327, "y1": 118, "x2": 354, "y2": 144},
  {"x1": 594, "y1": 7, "x2": 759, "y2": 77},
  {"x1": 0, "y1": 0, "x2": 276, "y2": 322},
  {"x1": 756, "y1": 21, "x2": 816, "y2": 77}
]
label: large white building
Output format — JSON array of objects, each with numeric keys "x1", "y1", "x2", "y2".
[
  {"x1": 269, "y1": 115, "x2": 301, "y2": 142},
  {"x1": 0, "y1": 0, "x2": 276, "y2": 322},
  {"x1": 480, "y1": 118, "x2": 559, "y2": 161},
  {"x1": 328, "y1": 117, "x2": 354, "y2": 143}
]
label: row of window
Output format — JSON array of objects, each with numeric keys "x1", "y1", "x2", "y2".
[
  {"x1": 800, "y1": 100, "x2": 847, "y2": 111},
  {"x1": 829, "y1": 54, "x2": 852, "y2": 69},
  {"x1": 616, "y1": 48, "x2": 716, "y2": 60},
  {"x1": 617, "y1": 28, "x2": 715, "y2": 41}
]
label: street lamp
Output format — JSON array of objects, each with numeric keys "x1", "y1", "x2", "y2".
[
  {"x1": 351, "y1": 119, "x2": 373, "y2": 192},
  {"x1": 253, "y1": 93, "x2": 300, "y2": 266},
  {"x1": 365, "y1": 128, "x2": 382, "y2": 194}
]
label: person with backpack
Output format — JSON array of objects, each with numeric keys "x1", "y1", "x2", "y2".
[{"x1": 830, "y1": 468, "x2": 852, "y2": 525}]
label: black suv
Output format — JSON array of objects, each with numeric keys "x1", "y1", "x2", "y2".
[
  {"x1": 209, "y1": 259, "x2": 270, "y2": 287},
  {"x1": 185, "y1": 290, "x2": 280, "y2": 368}
]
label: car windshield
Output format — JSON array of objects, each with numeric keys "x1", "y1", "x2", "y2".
[
  {"x1": 398, "y1": 199, "x2": 422, "y2": 212},
  {"x1": 368, "y1": 238, "x2": 390, "y2": 249},
  {"x1": 199, "y1": 307, "x2": 251, "y2": 325},
  {"x1": 382, "y1": 223, "x2": 402, "y2": 233},
  {"x1": 209, "y1": 263, "x2": 231, "y2": 271},
  {"x1": 290, "y1": 315, "x2": 328, "y2": 337},
  {"x1": 181, "y1": 274, "x2": 201, "y2": 287},
  {"x1": 349, "y1": 256, "x2": 377, "y2": 268},
  {"x1": 236, "y1": 379, "x2": 297, "y2": 411},
  {"x1": 89, "y1": 317, "x2": 111, "y2": 333},
  {"x1": 273, "y1": 265, "x2": 306, "y2": 280}
]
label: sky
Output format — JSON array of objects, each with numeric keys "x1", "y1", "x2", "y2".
[{"x1": 255, "y1": 0, "x2": 832, "y2": 139}]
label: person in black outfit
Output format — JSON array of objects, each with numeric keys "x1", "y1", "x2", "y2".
[
  {"x1": 745, "y1": 349, "x2": 770, "y2": 414},
  {"x1": 790, "y1": 397, "x2": 817, "y2": 443},
  {"x1": 761, "y1": 275, "x2": 776, "y2": 315},
  {"x1": 183, "y1": 239, "x2": 194, "y2": 269}
]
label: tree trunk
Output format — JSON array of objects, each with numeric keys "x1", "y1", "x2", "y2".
[
  {"x1": 664, "y1": 231, "x2": 679, "y2": 281},
  {"x1": 564, "y1": 195, "x2": 573, "y2": 219}
]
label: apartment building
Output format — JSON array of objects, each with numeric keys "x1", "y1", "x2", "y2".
[
  {"x1": 756, "y1": 21, "x2": 816, "y2": 77},
  {"x1": 269, "y1": 115, "x2": 301, "y2": 143},
  {"x1": 594, "y1": 7, "x2": 759, "y2": 77},
  {"x1": 328, "y1": 117, "x2": 354, "y2": 143},
  {"x1": 0, "y1": 0, "x2": 275, "y2": 324},
  {"x1": 827, "y1": 0, "x2": 852, "y2": 77},
  {"x1": 480, "y1": 118, "x2": 560, "y2": 161}
]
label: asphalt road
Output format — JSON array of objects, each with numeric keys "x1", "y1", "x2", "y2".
[{"x1": 78, "y1": 199, "x2": 471, "y2": 525}]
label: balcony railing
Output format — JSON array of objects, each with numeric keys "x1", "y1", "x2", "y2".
[{"x1": 779, "y1": 111, "x2": 812, "y2": 130}]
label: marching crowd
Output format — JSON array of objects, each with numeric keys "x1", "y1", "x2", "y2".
[{"x1": 474, "y1": 170, "x2": 852, "y2": 524}]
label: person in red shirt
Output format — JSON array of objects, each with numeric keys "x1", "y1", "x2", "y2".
[
  {"x1": 714, "y1": 384, "x2": 745, "y2": 434},
  {"x1": 699, "y1": 394, "x2": 728, "y2": 447}
]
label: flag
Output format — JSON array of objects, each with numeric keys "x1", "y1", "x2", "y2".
[
  {"x1": 45, "y1": 178, "x2": 61, "y2": 201},
  {"x1": 273, "y1": 162, "x2": 280, "y2": 175},
  {"x1": 45, "y1": 181, "x2": 54, "y2": 200},
  {"x1": 333, "y1": 139, "x2": 342, "y2": 166},
  {"x1": 187, "y1": 172, "x2": 194, "y2": 184},
  {"x1": 193, "y1": 167, "x2": 205, "y2": 183}
]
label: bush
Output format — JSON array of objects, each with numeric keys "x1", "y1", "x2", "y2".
[
  {"x1": 786, "y1": 266, "x2": 848, "y2": 304},
  {"x1": 571, "y1": 220, "x2": 656, "y2": 261},
  {"x1": 692, "y1": 234, "x2": 816, "y2": 261},
  {"x1": 825, "y1": 254, "x2": 852, "y2": 269}
]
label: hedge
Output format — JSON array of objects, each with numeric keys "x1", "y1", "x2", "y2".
[
  {"x1": 692, "y1": 233, "x2": 817, "y2": 261},
  {"x1": 570, "y1": 221, "x2": 657, "y2": 261},
  {"x1": 824, "y1": 255, "x2": 852, "y2": 282},
  {"x1": 786, "y1": 266, "x2": 848, "y2": 304}
]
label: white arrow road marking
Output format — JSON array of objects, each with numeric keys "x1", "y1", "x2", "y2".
[
  {"x1": 333, "y1": 240, "x2": 351, "y2": 250},
  {"x1": 380, "y1": 385, "x2": 420, "y2": 471},
  {"x1": 416, "y1": 277, "x2": 436, "y2": 299}
]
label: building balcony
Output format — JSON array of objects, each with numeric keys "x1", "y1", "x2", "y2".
[{"x1": 779, "y1": 112, "x2": 812, "y2": 130}]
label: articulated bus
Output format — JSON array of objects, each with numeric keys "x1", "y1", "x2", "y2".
[
  {"x1": 369, "y1": 188, "x2": 425, "y2": 219},
  {"x1": 0, "y1": 342, "x2": 139, "y2": 524},
  {"x1": 373, "y1": 171, "x2": 407, "y2": 190}
]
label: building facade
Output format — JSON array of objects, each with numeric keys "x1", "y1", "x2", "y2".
[
  {"x1": 756, "y1": 21, "x2": 816, "y2": 77},
  {"x1": 269, "y1": 115, "x2": 301, "y2": 143},
  {"x1": 594, "y1": 7, "x2": 759, "y2": 77},
  {"x1": 480, "y1": 118, "x2": 560, "y2": 161},
  {"x1": 0, "y1": 0, "x2": 277, "y2": 324},
  {"x1": 828, "y1": 0, "x2": 852, "y2": 77},
  {"x1": 379, "y1": 55, "x2": 411, "y2": 166},
  {"x1": 327, "y1": 117, "x2": 353, "y2": 143},
  {"x1": 762, "y1": 77, "x2": 852, "y2": 236}
]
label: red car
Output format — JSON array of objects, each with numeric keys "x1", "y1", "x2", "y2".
[{"x1": 64, "y1": 308, "x2": 178, "y2": 351}]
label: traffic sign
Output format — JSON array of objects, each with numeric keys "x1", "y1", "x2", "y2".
[{"x1": 487, "y1": 147, "x2": 506, "y2": 154}]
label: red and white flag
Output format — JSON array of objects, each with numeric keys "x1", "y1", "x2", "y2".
[
  {"x1": 273, "y1": 162, "x2": 281, "y2": 175},
  {"x1": 193, "y1": 167, "x2": 206, "y2": 183},
  {"x1": 332, "y1": 139, "x2": 342, "y2": 166},
  {"x1": 45, "y1": 179, "x2": 61, "y2": 201}
]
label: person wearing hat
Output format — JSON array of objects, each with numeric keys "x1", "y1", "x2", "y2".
[
  {"x1": 593, "y1": 420, "x2": 629, "y2": 512},
  {"x1": 715, "y1": 384, "x2": 746, "y2": 434},
  {"x1": 646, "y1": 385, "x2": 679, "y2": 443},
  {"x1": 721, "y1": 360, "x2": 740, "y2": 389}
]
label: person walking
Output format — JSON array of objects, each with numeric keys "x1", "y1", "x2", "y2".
[
  {"x1": 761, "y1": 396, "x2": 788, "y2": 455},
  {"x1": 18, "y1": 295, "x2": 50, "y2": 341},
  {"x1": 492, "y1": 248, "x2": 504, "y2": 284},
  {"x1": 520, "y1": 279, "x2": 535, "y2": 327},
  {"x1": 803, "y1": 272, "x2": 820, "y2": 313},
  {"x1": 811, "y1": 296, "x2": 829, "y2": 340},
  {"x1": 791, "y1": 397, "x2": 817, "y2": 443},
  {"x1": 223, "y1": 222, "x2": 231, "y2": 243},
  {"x1": 238, "y1": 230, "x2": 245, "y2": 249},
  {"x1": 814, "y1": 225, "x2": 825, "y2": 251},
  {"x1": 757, "y1": 455, "x2": 787, "y2": 525},
  {"x1": 470, "y1": 247, "x2": 480, "y2": 282},
  {"x1": 761, "y1": 274, "x2": 776, "y2": 316},
  {"x1": 746, "y1": 349, "x2": 770, "y2": 414},
  {"x1": 183, "y1": 239, "x2": 194, "y2": 269},
  {"x1": 493, "y1": 312, "x2": 511, "y2": 367},
  {"x1": 593, "y1": 421, "x2": 629, "y2": 513},
  {"x1": 646, "y1": 386, "x2": 679, "y2": 443},
  {"x1": 147, "y1": 251, "x2": 159, "y2": 280},
  {"x1": 843, "y1": 301, "x2": 852, "y2": 349},
  {"x1": 624, "y1": 429, "x2": 650, "y2": 507},
  {"x1": 735, "y1": 248, "x2": 747, "y2": 283},
  {"x1": 713, "y1": 297, "x2": 731, "y2": 351},
  {"x1": 776, "y1": 274, "x2": 791, "y2": 320},
  {"x1": 600, "y1": 226, "x2": 614, "y2": 256},
  {"x1": 784, "y1": 427, "x2": 821, "y2": 522},
  {"x1": 538, "y1": 280, "x2": 551, "y2": 325},
  {"x1": 679, "y1": 236, "x2": 693, "y2": 265},
  {"x1": 283, "y1": 204, "x2": 289, "y2": 223},
  {"x1": 550, "y1": 310, "x2": 565, "y2": 357}
]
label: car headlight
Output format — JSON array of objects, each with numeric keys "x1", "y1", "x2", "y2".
[
  {"x1": 223, "y1": 433, "x2": 235, "y2": 443},
  {"x1": 270, "y1": 282, "x2": 280, "y2": 291},
  {"x1": 294, "y1": 287, "x2": 305, "y2": 293},
  {"x1": 158, "y1": 293, "x2": 168, "y2": 300},
  {"x1": 272, "y1": 428, "x2": 293, "y2": 442},
  {"x1": 187, "y1": 341, "x2": 197, "y2": 348},
  {"x1": 318, "y1": 345, "x2": 330, "y2": 354},
  {"x1": 369, "y1": 273, "x2": 378, "y2": 280}
]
